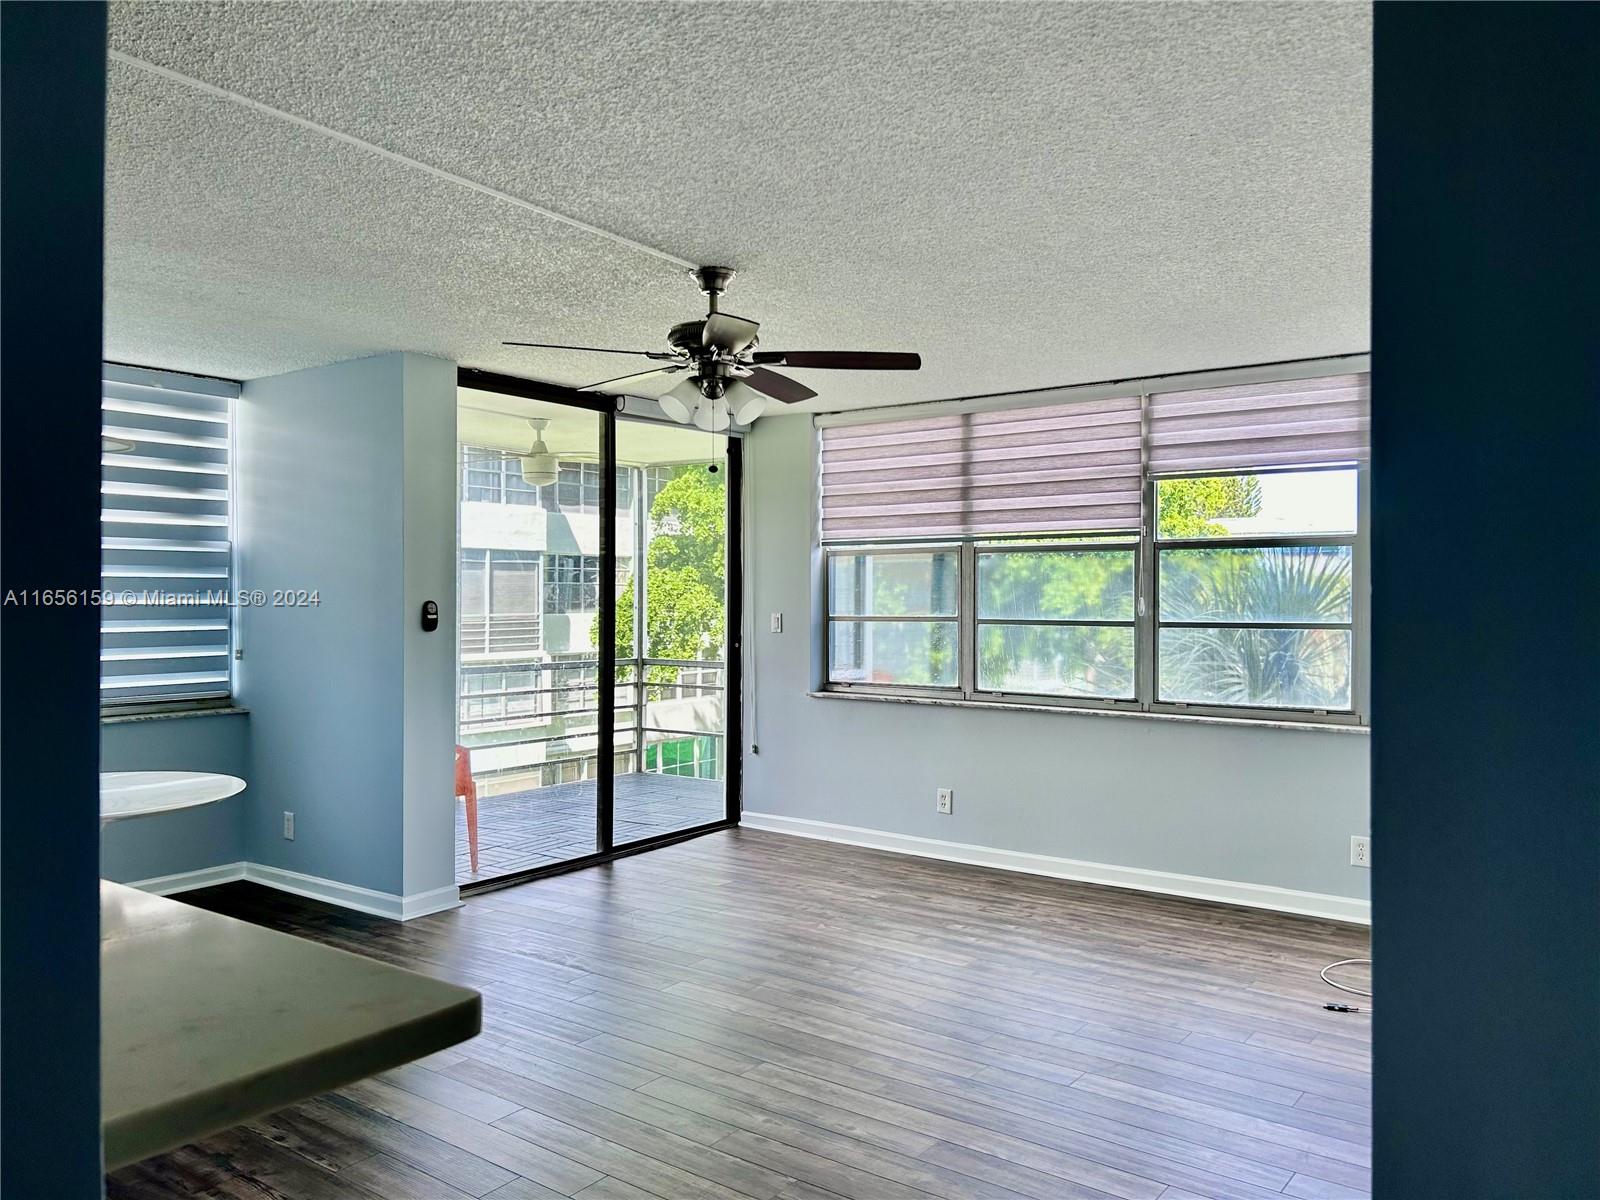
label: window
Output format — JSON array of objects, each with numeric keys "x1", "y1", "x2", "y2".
[
  {"x1": 977, "y1": 544, "x2": 1137, "y2": 699},
  {"x1": 459, "y1": 549, "x2": 541, "y2": 655},
  {"x1": 100, "y1": 364, "x2": 239, "y2": 707},
  {"x1": 543, "y1": 553, "x2": 632, "y2": 614},
  {"x1": 545, "y1": 554, "x2": 601, "y2": 613},
  {"x1": 555, "y1": 462, "x2": 634, "y2": 514},
  {"x1": 1155, "y1": 470, "x2": 1357, "y2": 711},
  {"x1": 461, "y1": 449, "x2": 628, "y2": 511},
  {"x1": 819, "y1": 367, "x2": 1369, "y2": 722},
  {"x1": 460, "y1": 446, "x2": 541, "y2": 506},
  {"x1": 827, "y1": 550, "x2": 959, "y2": 687}
]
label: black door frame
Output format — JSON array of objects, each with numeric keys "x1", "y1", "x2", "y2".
[{"x1": 456, "y1": 367, "x2": 741, "y2": 896}]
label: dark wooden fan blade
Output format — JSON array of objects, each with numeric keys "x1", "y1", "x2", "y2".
[
  {"x1": 579, "y1": 364, "x2": 686, "y2": 392},
  {"x1": 503, "y1": 341, "x2": 674, "y2": 359},
  {"x1": 748, "y1": 351, "x2": 921, "y2": 370},
  {"x1": 703, "y1": 313, "x2": 761, "y2": 354},
  {"x1": 742, "y1": 367, "x2": 818, "y2": 405}
]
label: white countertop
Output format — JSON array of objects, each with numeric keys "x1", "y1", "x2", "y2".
[{"x1": 101, "y1": 881, "x2": 480, "y2": 1169}]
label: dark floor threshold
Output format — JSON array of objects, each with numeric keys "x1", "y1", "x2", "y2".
[{"x1": 458, "y1": 818, "x2": 737, "y2": 897}]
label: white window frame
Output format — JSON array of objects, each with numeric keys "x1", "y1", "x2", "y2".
[{"x1": 817, "y1": 356, "x2": 1370, "y2": 727}]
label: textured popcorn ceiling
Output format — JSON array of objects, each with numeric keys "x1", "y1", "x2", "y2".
[{"x1": 105, "y1": 2, "x2": 1370, "y2": 412}]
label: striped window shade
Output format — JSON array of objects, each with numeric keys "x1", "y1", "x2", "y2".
[
  {"x1": 819, "y1": 396, "x2": 1144, "y2": 542},
  {"x1": 1147, "y1": 373, "x2": 1370, "y2": 475},
  {"x1": 101, "y1": 364, "x2": 238, "y2": 704}
]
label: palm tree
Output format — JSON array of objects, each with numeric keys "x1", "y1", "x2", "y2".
[{"x1": 1159, "y1": 546, "x2": 1352, "y2": 708}]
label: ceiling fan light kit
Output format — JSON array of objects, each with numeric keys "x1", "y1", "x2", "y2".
[
  {"x1": 504, "y1": 266, "x2": 922, "y2": 426},
  {"x1": 520, "y1": 452, "x2": 558, "y2": 487},
  {"x1": 659, "y1": 376, "x2": 699, "y2": 424}
]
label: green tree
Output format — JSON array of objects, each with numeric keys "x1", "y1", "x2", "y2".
[
  {"x1": 601, "y1": 466, "x2": 726, "y2": 684},
  {"x1": 1156, "y1": 475, "x2": 1262, "y2": 537},
  {"x1": 1159, "y1": 546, "x2": 1352, "y2": 707}
]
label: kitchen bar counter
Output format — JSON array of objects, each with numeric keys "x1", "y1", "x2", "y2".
[{"x1": 101, "y1": 881, "x2": 480, "y2": 1169}]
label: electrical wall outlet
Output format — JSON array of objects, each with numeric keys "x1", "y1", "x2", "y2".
[
  {"x1": 1350, "y1": 835, "x2": 1370, "y2": 867},
  {"x1": 936, "y1": 787, "x2": 954, "y2": 815},
  {"x1": 283, "y1": 811, "x2": 295, "y2": 841},
  {"x1": 770, "y1": 612, "x2": 783, "y2": 633}
]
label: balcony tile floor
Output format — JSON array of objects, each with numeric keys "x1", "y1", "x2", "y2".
[{"x1": 455, "y1": 771, "x2": 725, "y2": 882}]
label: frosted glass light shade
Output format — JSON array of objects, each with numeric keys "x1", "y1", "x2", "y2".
[
  {"x1": 659, "y1": 378, "x2": 699, "y2": 424},
  {"x1": 725, "y1": 380, "x2": 768, "y2": 425},
  {"x1": 693, "y1": 395, "x2": 732, "y2": 432}
]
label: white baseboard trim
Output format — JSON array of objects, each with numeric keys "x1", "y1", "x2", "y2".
[
  {"x1": 398, "y1": 884, "x2": 467, "y2": 921},
  {"x1": 127, "y1": 860, "x2": 248, "y2": 896},
  {"x1": 124, "y1": 861, "x2": 462, "y2": 922},
  {"x1": 741, "y1": 812, "x2": 1371, "y2": 925}
]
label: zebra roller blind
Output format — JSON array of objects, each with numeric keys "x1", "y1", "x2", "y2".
[
  {"x1": 818, "y1": 395, "x2": 1144, "y2": 542},
  {"x1": 1147, "y1": 373, "x2": 1370, "y2": 475},
  {"x1": 101, "y1": 363, "x2": 238, "y2": 704}
]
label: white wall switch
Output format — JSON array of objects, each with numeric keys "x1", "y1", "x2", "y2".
[
  {"x1": 1350, "y1": 835, "x2": 1370, "y2": 867},
  {"x1": 283, "y1": 811, "x2": 295, "y2": 841},
  {"x1": 936, "y1": 787, "x2": 954, "y2": 814},
  {"x1": 770, "y1": 612, "x2": 783, "y2": 633}
]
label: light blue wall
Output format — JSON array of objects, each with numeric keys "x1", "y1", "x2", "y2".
[
  {"x1": 744, "y1": 412, "x2": 1371, "y2": 902},
  {"x1": 237, "y1": 352, "x2": 456, "y2": 899},
  {"x1": 99, "y1": 713, "x2": 248, "y2": 882}
]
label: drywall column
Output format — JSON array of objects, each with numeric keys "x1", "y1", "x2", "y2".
[
  {"x1": 1371, "y1": 6, "x2": 1600, "y2": 1194},
  {"x1": 0, "y1": 3, "x2": 108, "y2": 1193},
  {"x1": 237, "y1": 352, "x2": 457, "y2": 916},
  {"x1": 401, "y1": 353, "x2": 459, "y2": 904}
]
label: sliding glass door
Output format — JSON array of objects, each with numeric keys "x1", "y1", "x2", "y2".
[
  {"x1": 611, "y1": 418, "x2": 730, "y2": 847},
  {"x1": 454, "y1": 378, "x2": 737, "y2": 888}
]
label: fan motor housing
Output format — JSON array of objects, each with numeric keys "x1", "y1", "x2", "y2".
[{"x1": 666, "y1": 320, "x2": 704, "y2": 355}]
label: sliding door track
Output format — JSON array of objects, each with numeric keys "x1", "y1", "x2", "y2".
[{"x1": 457, "y1": 818, "x2": 737, "y2": 897}]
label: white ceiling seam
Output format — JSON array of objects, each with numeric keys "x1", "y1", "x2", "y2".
[{"x1": 106, "y1": 49, "x2": 697, "y2": 272}]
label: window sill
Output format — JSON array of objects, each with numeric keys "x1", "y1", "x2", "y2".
[
  {"x1": 101, "y1": 705, "x2": 249, "y2": 726},
  {"x1": 807, "y1": 689, "x2": 1368, "y2": 734}
]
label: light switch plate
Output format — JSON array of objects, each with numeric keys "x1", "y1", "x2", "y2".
[{"x1": 770, "y1": 612, "x2": 783, "y2": 633}]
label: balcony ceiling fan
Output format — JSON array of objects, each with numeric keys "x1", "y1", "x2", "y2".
[
  {"x1": 469, "y1": 416, "x2": 564, "y2": 486},
  {"x1": 504, "y1": 266, "x2": 922, "y2": 430}
]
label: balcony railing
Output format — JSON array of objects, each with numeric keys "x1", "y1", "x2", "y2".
[
  {"x1": 461, "y1": 613, "x2": 541, "y2": 657},
  {"x1": 459, "y1": 657, "x2": 725, "y2": 795}
]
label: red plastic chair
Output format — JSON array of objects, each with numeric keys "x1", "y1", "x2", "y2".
[{"x1": 455, "y1": 744, "x2": 479, "y2": 875}]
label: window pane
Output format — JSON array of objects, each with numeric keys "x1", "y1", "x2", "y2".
[
  {"x1": 1156, "y1": 469, "x2": 1356, "y2": 539},
  {"x1": 978, "y1": 550, "x2": 1135, "y2": 621},
  {"x1": 1159, "y1": 627, "x2": 1352, "y2": 709},
  {"x1": 978, "y1": 624, "x2": 1134, "y2": 699},
  {"x1": 488, "y1": 554, "x2": 539, "y2": 613},
  {"x1": 828, "y1": 620, "x2": 958, "y2": 687},
  {"x1": 1159, "y1": 546, "x2": 1352, "y2": 624},
  {"x1": 829, "y1": 552, "x2": 959, "y2": 617}
]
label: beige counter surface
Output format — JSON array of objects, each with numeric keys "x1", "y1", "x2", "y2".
[{"x1": 101, "y1": 880, "x2": 480, "y2": 1169}]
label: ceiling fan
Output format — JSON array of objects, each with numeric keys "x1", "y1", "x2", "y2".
[
  {"x1": 470, "y1": 416, "x2": 563, "y2": 486},
  {"x1": 504, "y1": 266, "x2": 921, "y2": 430}
]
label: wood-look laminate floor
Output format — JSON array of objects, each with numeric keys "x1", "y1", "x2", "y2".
[{"x1": 107, "y1": 828, "x2": 1372, "y2": 1200}]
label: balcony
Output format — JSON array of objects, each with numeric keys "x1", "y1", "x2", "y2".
[{"x1": 456, "y1": 658, "x2": 726, "y2": 881}]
